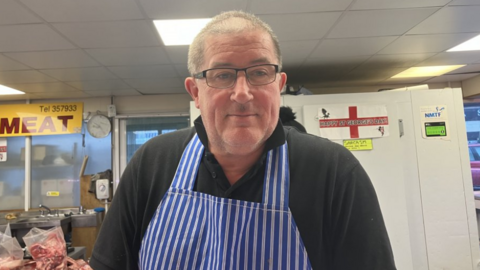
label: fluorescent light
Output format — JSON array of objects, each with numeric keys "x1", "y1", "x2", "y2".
[
  {"x1": 447, "y1": 34, "x2": 480, "y2": 52},
  {"x1": 0, "y1": 84, "x2": 25, "y2": 95},
  {"x1": 154, "y1": 19, "x2": 211, "y2": 46},
  {"x1": 391, "y1": 65, "x2": 465, "y2": 78}
]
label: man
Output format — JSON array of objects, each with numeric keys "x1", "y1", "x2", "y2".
[{"x1": 90, "y1": 11, "x2": 396, "y2": 270}]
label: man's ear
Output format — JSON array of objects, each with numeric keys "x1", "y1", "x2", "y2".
[
  {"x1": 185, "y1": 77, "x2": 200, "y2": 109},
  {"x1": 278, "y1": 72, "x2": 287, "y2": 94}
]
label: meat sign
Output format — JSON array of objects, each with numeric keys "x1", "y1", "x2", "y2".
[{"x1": 0, "y1": 103, "x2": 83, "y2": 137}]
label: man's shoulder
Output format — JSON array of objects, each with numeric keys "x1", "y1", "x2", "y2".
[
  {"x1": 285, "y1": 128, "x2": 349, "y2": 152},
  {"x1": 146, "y1": 127, "x2": 196, "y2": 146},
  {"x1": 284, "y1": 127, "x2": 359, "y2": 166}
]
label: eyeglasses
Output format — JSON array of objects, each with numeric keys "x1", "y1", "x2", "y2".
[{"x1": 193, "y1": 64, "x2": 279, "y2": 89}]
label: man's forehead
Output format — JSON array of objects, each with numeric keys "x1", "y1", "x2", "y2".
[
  {"x1": 202, "y1": 32, "x2": 275, "y2": 66},
  {"x1": 210, "y1": 58, "x2": 271, "y2": 68}
]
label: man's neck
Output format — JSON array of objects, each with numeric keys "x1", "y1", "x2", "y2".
[{"x1": 210, "y1": 144, "x2": 265, "y2": 186}]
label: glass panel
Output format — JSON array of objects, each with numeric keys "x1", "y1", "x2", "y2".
[
  {"x1": 125, "y1": 116, "x2": 189, "y2": 164},
  {"x1": 30, "y1": 130, "x2": 112, "y2": 209},
  {"x1": 82, "y1": 126, "x2": 112, "y2": 176},
  {"x1": 31, "y1": 134, "x2": 82, "y2": 208},
  {"x1": 465, "y1": 103, "x2": 480, "y2": 189},
  {"x1": 0, "y1": 137, "x2": 25, "y2": 211}
]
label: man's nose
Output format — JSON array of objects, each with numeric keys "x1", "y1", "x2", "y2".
[{"x1": 230, "y1": 72, "x2": 253, "y2": 104}]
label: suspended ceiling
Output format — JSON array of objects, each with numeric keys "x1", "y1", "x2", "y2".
[{"x1": 1, "y1": 0, "x2": 480, "y2": 101}]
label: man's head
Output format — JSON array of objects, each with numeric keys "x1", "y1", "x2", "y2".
[
  {"x1": 188, "y1": 11, "x2": 282, "y2": 76},
  {"x1": 185, "y1": 11, "x2": 287, "y2": 156}
]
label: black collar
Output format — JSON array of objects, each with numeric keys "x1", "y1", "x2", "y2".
[{"x1": 193, "y1": 116, "x2": 286, "y2": 154}]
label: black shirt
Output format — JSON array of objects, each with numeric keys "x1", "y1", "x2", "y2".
[
  {"x1": 90, "y1": 117, "x2": 396, "y2": 270},
  {"x1": 194, "y1": 117, "x2": 284, "y2": 203}
]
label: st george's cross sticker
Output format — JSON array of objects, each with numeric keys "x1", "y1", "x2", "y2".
[{"x1": 318, "y1": 105, "x2": 389, "y2": 140}]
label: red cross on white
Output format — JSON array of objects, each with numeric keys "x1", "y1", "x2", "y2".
[{"x1": 318, "y1": 105, "x2": 389, "y2": 140}]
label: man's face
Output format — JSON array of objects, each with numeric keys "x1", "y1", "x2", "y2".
[{"x1": 185, "y1": 30, "x2": 287, "y2": 156}]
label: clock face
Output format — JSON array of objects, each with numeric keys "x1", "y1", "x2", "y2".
[{"x1": 87, "y1": 114, "x2": 111, "y2": 138}]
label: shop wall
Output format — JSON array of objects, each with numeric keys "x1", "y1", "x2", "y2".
[
  {"x1": 463, "y1": 75, "x2": 480, "y2": 98},
  {"x1": 0, "y1": 93, "x2": 193, "y2": 116}
]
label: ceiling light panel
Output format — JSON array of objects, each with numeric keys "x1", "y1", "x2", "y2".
[
  {"x1": 0, "y1": 84, "x2": 25, "y2": 95},
  {"x1": 391, "y1": 65, "x2": 465, "y2": 78},
  {"x1": 447, "y1": 34, "x2": 480, "y2": 52},
  {"x1": 154, "y1": 19, "x2": 211, "y2": 46}
]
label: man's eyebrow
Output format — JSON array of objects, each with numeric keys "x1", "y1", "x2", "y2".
[
  {"x1": 250, "y1": 58, "x2": 269, "y2": 65},
  {"x1": 210, "y1": 62, "x2": 234, "y2": 68},
  {"x1": 209, "y1": 58, "x2": 271, "y2": 69}
]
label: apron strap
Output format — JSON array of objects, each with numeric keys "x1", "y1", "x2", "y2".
[
  {"x1": 171, "y1": 134, "x2": 204, "y2": 190},
  {"x1": 262, "y1": 142, "x2": 289, "y2": 207},
  {"x1": 173, "y1": 134, "x2": 290, "y2": 208}
]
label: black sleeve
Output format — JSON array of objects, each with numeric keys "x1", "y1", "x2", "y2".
[
  {"x1": 286, "y1": 129, "x2": 396, "y2": 270},
  {"x1": 89, "y1": 128, "x2": 194, "y2": 270},
  {"x1": 329, "y1": 163, "x2": 396, "y2": 270}
]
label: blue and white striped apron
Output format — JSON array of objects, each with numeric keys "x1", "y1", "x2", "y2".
[{"x1": 139, "y1": 134, "x2": 312, "y2": 269}]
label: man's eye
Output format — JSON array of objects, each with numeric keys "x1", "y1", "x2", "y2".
[
  {"x1": 249, "y1": 70, "x2": 268, "y2": 77},
  {"x1": 215, "y1": 72, "x2": 235, "y2": 80}
]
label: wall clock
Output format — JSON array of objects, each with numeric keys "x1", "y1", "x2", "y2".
[{"x1": 87, "y1": 114, "x2": 111, "y2": 138}]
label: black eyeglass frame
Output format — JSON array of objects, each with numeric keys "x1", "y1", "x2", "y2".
[{"x1": 193, "y1": 64, "x2": 280, "y2": 89}]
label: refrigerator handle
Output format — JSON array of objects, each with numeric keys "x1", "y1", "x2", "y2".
[{"x1": 399, "y1": 119, "x2": 404, "y2": 138}]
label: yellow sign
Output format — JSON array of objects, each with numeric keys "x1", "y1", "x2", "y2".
[
  {"x1": 0, "y1": 103, "x2": 83, "y2": 137},
  {"x1": 46, "y1": 191, "x2": 60, "y2": 197},
  {"x1": 343, "y1": 139, "x2": 373, "y2": 151}
]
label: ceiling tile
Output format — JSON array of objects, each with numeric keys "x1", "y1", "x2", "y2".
[
  {"x1": 378, "y1": 33, "x2": 479, "y2": 54},
  {"x1": 124, "y1": 77, "x2": 183, "y2": 89},
  {"x1": 137, "y1": 87, "x2": 186, "y2": 95},
  {"x1": 53, "y1": 21, "x2": 160, "y2": 48},
  {"x1": 0, "y1": 24, "x2": 75, "y2": 52},
  {"x1": 351, "y1": 0, "x2": 450, "y2": 9},
  {"x1": 0, "y1": 0, "x2": 42, "y2": 25},
  {"x1": 0, "y1": 70, "x2": 57, "y2": 84},
  {"x1": 408, "y1": 6, "x2": 480, "y2": 34},
  {"x1": 20, "y1": 0, "x2": 144, "y2": 22},
  {"x1": 382, "y1": 77, "x2": 432, "y2": 84},
  {"x1": 359, "y1": 53, "x2": 436, "y2": 68},
  {"x1": 424, "y1": 73, "x2": 478, "y2": 82},
  {"x1": 86, "y1": 47, "x2": 171, "y2": 66},
  {"x1": 341, "y1": 67, "x2": 407, "y2": 82},
  {"x1": 280, "y1": 40, "x2": 319, "y2": 66},
  {"x1": 259, "y1": 12, "x2": 341, "y2": 41},
  {"x1": 40, "y1": 67, "x2": 118, "y2": 81},
  {"x1": 66, "y1": 80, "x2": 132, "y2": 91},
  {"x1": 303, "y1": 55, "x2": 369, "y2": 66},
  {"x1": 449, "y1": 0, "x2": 480, "y2": 5},
  {"x1": 83, "y1": 88, "x2": 141, "y2": 97},
  {"x1": 4, "y1": 82, "x2": 80, "y2": 93},
  {"x1": 138, "y1": 0, "x2": 248, "y2": 19},
  {"x1": 108, "y1": 65, "x2": 178, "y2": 79},
  {"x1": 5, "y1": 50, "x2": 100, "y2": 69},
  {"x1": 30, "y1": 91, "x2": 93, "y2": 99},
  {"x1": 328, "y1": 8, "x2": 439, "y2": 38},
  {"x1": 0, "y1": 54, "x2": 30, "y2": 71},
  {"x1": 448, "y1": 64, "x2": 480, "y2": 74},
  {"x1": 249, "y1": 0, "x2": 353, "y2": 14},
  {"x1": 418, "y1": 51, "x2": 480, "y2": 66},
  {"x1": 0, "y1": 93, "x2": 37, "y2": 101},
  {"x1": 165, "y1": 46, "x2": 189, "y2": 64},
  {"x1": 174, "y1": 64, "x2": 190, "y2": 77},
  {"x1": 311, "y1": 37, "x2": 397, "y2": 58}
]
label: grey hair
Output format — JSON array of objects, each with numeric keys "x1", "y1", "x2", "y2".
[{"x1": 187, "y1": 10, "x2": 282, "y2": 75}]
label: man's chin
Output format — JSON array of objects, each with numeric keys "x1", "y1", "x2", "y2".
[{"x1": 222, "y1": 132, "x2": 265, "y2": 150}]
